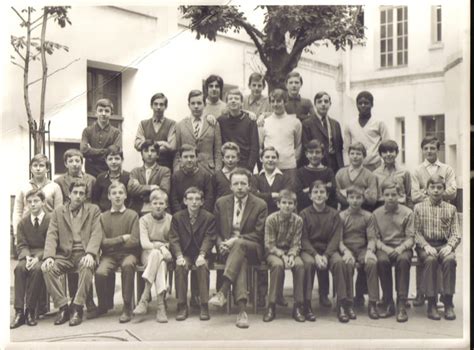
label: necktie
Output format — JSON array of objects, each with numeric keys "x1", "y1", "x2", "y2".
[
  {"x1": 236, "y1": 199, "x2": 243, "y2": 218},
  {"x1": 34, "y1": 217, "x2": 39, "y2": 228},
  {"x1": 193, "y1": 119, "x2": 201, "y2": 139},
  {"x1": 190, "y1": 215, "x2": 197, "y2": 226},
  {"x1": 321, "y1": 115, "x2": 328, "y2": 133}
]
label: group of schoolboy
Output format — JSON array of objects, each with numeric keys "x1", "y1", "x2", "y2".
[{"x1": 11, "y1": 71, "x2": 460, "y2": 331}]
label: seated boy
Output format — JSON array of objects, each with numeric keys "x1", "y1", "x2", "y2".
[
  {"x1": 373, "y1": 179, "x2": 414, "y2": 322},
  {"x1": 128, "y1": 140, "x2": 171, "y2": 216},
  {"x1": 133, "y1": 189, "x2": 173, "y2": 322},
  {"x1": 169, "y1": 187, "x2": 216, "y2": 321},
  {"x1": 213, "y1": 142, "x2": 240, "y2": 200},
  {"x1": 414, "y1": 174, "x2": 460, "y2": 321},
  {"x1": 11, "y1": 189, "x2": 49, "y2": 329},
  {"x1": 263, "y1": 189, "x2": 305, "y2": 322},
  {"x1": 296, "y1": 139, "x2": 337, "y2": 211},
  {"x1": 300, "y1": 181, "x2": 345, "y2": 322},
  {"x1": 373, "y1": 140, "x2": 412, "y2": 209},
  {"x1": 339, "y1": 185, "x2": 380, "y2": 321},
  {"x1": 91, "y1": 182, "x2": 140, "y2": 323},
  {"x1": 336, "y1": 142, "x2": 377, "y2": 211}
]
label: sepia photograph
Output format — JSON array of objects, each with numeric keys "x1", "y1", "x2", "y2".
[{"x1": 1, "y1": 1, "x2": 470, "y2": 348}]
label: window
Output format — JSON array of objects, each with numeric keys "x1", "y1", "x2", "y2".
[
  {"x1": 421, "y1": 114, "x2": 445, "y2": 162},
  {"x1": 380, "y1": 6, "x2": 408, "y2": 68},
  {"x1": 432, "y1": 5, "x2": 442, "y2": 43},
  {"x1": 395, "y1": 117, "x2": 406, "y2": 163},
  {"x1": 53, "y1": 141, "x2": 80, "y2": 175},
  {"x1": 87, "y1": 67, "x2": 123, "y2": 130}
]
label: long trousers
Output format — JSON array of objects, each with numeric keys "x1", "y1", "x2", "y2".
[
  {"x1": 266, "y1": 254, "x2": 304, "y2": 304},
  {"x1": 376, "y1": 249, "x2": 412, "y2": 301},
  {"x1": 417, "y1": 245, "x2": 456, "y2": 297},
  {"x1": 14, "y1": 259, "x2": 45, "y2": 310},
  {"x1": 175, "y1": 256, "x2": 210, "y2": 305}
]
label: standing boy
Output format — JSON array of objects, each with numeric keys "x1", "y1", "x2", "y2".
[
  {"x1": 243, "y1": 72, "x2": 272, "y2": 118},
  {"x1": 213, "y1": 142, "x2": 240, "y2": 200},
  {"x1": 169, "y1": 187, "x2": 216, "y2": 321},
  {"x1": 284, "y1": 71, "x2": 316, "y2": 123},
  {"x1": 11, "y1": 189, "x2": 49, "y2": 328},
  {"x1": 80, "y1": 98, "x2": 122, "y2": 177},
  {"x1": 203, "y1": 74, "x2": 228, "y2": 118},
  {"x1": 373, "y1": 179, "x2": 415, "y2": 322}
]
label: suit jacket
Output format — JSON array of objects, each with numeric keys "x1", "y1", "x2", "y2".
[
  {"x1": 302, "y1": 115, "x2": 344, "y2": 171},
  {"x1": 214, "y1": 193, "x2": 268, "y2": 259},
  {"x1": 128, "y1": 165, "x2": 171, "y2": 213},
  {"x1": 16, "y1": 213, "x2": 50, "y2": 260},
  {"x1": 43, "y1": 203, "x2": 102, "y2": 261},
  {"x1": 169, "y1": 208, "x2": 216, "y2": 258},
  {"x1": 173, "y1": 116, "x2": 222, "y2": 174}
]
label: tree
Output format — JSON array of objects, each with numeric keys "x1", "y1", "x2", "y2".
[
  {"x1": 10, "y1": 6, "x2": 72, "y2": 155},
  {"x1": 180, "y1": 5, "x2": 365, "y2": 90}
]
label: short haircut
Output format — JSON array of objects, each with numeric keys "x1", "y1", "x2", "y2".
[
  {"x1": 30, "y1": 154, "x2": 50, "y2": 170},
  {"x1": 348, "y1": 142, "x2": 367, "y2": 158},
  {"x1": 188, "y1": 89, "x2": 204, "y2": 104},
  {"x1": 229, "y1": 167, "x2": 252, "y2": 183},
  {"x1": 150, "y1": 92, "x2": 168, "y2": 108},
  {"x1": 309, "y1": 180, "x2": 328, "y2": 193},
  {"x1": 380, "y1": 178, "x2": 401, "y2": 194},
  {"x1": 260, "y1": 146, "x2": 279, "y2": 159},
  {"x1": 378, "y1": 139, "x2": 399, "y2": 155},
  {"x1": 221, "y1": 142, "x2": 240, "y2": 156},
  {"x1": 25, "y1": 188, "x2": 45, "y2": 202},
  {"x1": 285, "y1": 71, "x2": 303, "y2": 85},
  {"x1": 140, "y1": 140, "x2": 160, "y2": 154},
  {"x1": 95, "y1": 98, "x2": 114, "y2": 112},
  {"x1": 426, "y1": 174, "x2": 446, "y2": 189},
  {"x1": 184, "y1": 186, "x2": 204, "y2": 200},
  {"x1": 306, "y1": 139, "x2": 325, "y2": 153},
  {"x1": 63, "y1": 148, "x2": 83, "y2": 163},
  {"x1": 346, "y1": 185, "x2": 365, "y2": 197},
  {"x1": 105, "y1": 145, "x2": 123, "y2": 160},
  {"x1": 356, "y1": 91, "x2": 374, "y2": 105},
  {"x1": 68, "y1": 179, "x2": 87, "y2": 193},
  {"x1": 150, "y1": 189, "x2": 168, "y2": 202},
  {"x1": 314, "y1": 91, "x2": 332, "y2": 104},
  {"x1": 269, "y1": 88, "x2": 288, "y2": 103},
  {"x1": 248, "y1": 72, "x2": 266, "y2": 88},
  {"x1": 204, "y1": 74, "x2": 224, "y2": 99},
  {"x1": 278, "y1": 189, "x2": 297, "y2": 202},
  {"x1": 179, "y1": 144, "x2": 198, "y2": 157},
  {"x1": 421, "y1": 135, "x2": 441, "y2": 150},
  {"x1": 225, "y1": 88, "x2": 243, "y2": 102},
  {"x1": 108, "y1": 182, "x2": 127, "y2": 195}
]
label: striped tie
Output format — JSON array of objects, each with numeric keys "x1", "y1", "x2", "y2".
[
  {"x1": 193, "y1": 119, "x2": 201, "y2": 138},
  {"x1": 236, "y1": 199, "x2": 243, "y2": 218}
]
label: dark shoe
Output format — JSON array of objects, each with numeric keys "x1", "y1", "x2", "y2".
[
  {"x1": 337, "y1": 304, "x2": 349, "y2": 323},
  {"x1": 353, "y1": 294, "x2": 365, "y2": 308},
  {"x1": 413, "y1": 293, "x2": 425, "y2": 307},
  {"x1": 10, "y1": 309, "x2": 25, "y2": 329},
  {"x1": 444, "y1": 305, "x2": 456, "y2": 320},
  {"x1": 427, "y1": 304, "x2": 441, "y2": 320},
  {"x1": 293, "y1": 304, "x2": 306, "y2": 322},
  {"x1": 69, "y1": 305, "x2": 83, "y2": 327},
  {"x1": 396, "y1": 301, "x2": 408, "y2": 323},
  {"x1": 176, "y1": 303, "x2": 188, "y2": 321},
  {"x1": 276, "y1": 296, "x2": 288, "y2": 307},
  {"x1": 54, "y1": 305, "x2": 70, "y2": 325},
  {"x1": 25, "y1": 309, "x2": 37, "y2": 326},
  {"x1": 304, "y1": 301, "x2": 316, "y2": 322},
  {"x1": 379, "y1": 301, "x2": 395, "y2": 318},
  {"x1": 199, "y1": 304, "x2": 210, "y2": 321},
  {"x1": 86, "y1": 306, "x2": 107, "y2": 320},
  {"x1": 190, "y1": 295, "x2": 200, "y2": 309},
  {"x1": 368, "y1": 301, "x2": 379, "y2": 320},
  {"x1": 119, "y1": 305, "x2": 132, "y2": 323},
  {"x1": 319, "y1": 294, "x2": 332, "y2": 308},
  {"x1": 345, "y1": 305, "x2": 357, "y2": 320},
  {"x1": 263, "y1": 304, "x2": 275, "y2": 322}
]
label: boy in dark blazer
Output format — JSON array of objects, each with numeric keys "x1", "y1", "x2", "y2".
[
  {"x1": 11, "y1": 189, "x2": 49, "y2": 329},
  {"x1": 169, "y1": 187, "x2": 216, "y2": 321}
]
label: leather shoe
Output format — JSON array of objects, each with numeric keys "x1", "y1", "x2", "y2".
[
  {"x1": 304, "y1": 301, "x2": 316, "y2": 322},
  {"x1": 413, "y1": 293, "x2": 425, "y2": 307},
  {"x1": 444, "y1": 305, "x2": 456, "y2": 320},
  {"x1": 199, "y1": 304, "x2": 210, "y2": 321},
  {"x1": 293, "y1": 304, "x2": 306, "y2": 322},
  {"x1": 176, "y1": 303, "x2": 188, "y2": 321},
  {"x1": 263, "y1": 304, "x2": 275, "y2": 322},
  {"x1": 10, "y1": 309, "x2": 25, "y2": 329},
  {"x1": 25, "y1": 309, "x2": 37, "y2": 326},
  {"x1": 368, "y1": 301, "x2": 379, "y2": 320},
  {"x1": 345, "y1": 305, "x2": 357, "y2": 320},
  {"x1": 54, "y1": 305, "x2": 70, "y2": 325},
  {"x1": 337, "y1": 304, "x2": 349, "y2": 323},
  {"x1": 119, "y1": 305, "x2": 132, "y2": 323},
  {"x1": 427, "y1": 304, "x2": 441, "y2": 320},
  {"x1": 379, "y1": 301, "x2": 395, "y2": 318},
  {"x1": 396, "y1": 301, "x2": 408, "y2": 322},
  {"x1": 319, "y1": 294, "x2": 332, "y2": 308},
  {"x1": 236, "y1": 311, "x2": 249, "y2": 328},
  {"x1": 69, "y1": 305, "x2": 83, "y2": 327}
]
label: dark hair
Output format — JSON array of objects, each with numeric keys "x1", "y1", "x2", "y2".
[
  {"x1": 179, "y1": 144, "x2": 198, "y2": 157},
  {"x1": 248, "y1": 72, "x2": 266, "y2": 88},
  {"x1": 221, "y1": 142, "x2": 240, "y2": 156},
  {"x1": 380, "y1": 178, "x2": 401, "y2": 195},
  {"x1": 269, "y1": 88, "x2": 288, "y2": 103},
  {"x1": 63, "y1": 148, "x2": 83, "y2": 164},
  {"x1": 188, "y1": 90, "x2": 205, "y2": 104},
  {"x1": 105, "y1": 145, "x2": 123, "y2": 160},
  {"x1": 204, "y1": 75, "x2": 224, "y2": 99},
  {"x1": 68, "y1": 179, "x2": 88, "y2": 193},
  {"x1": 426, "y1": 174, "x2": 446, "y2": 189},
  {"x1": 278, "y1": 189, "x2": 297, "y2": 202},
  {"x1": 95, "y1": 98, "x2": 114, "y2": 112},
  {"x1": 30, "y1": 154, "x2": 51, "y2": 170},
  {"x1": 356, "y1": 91, "x2": 374, "y2": 105},
  {"x1": 225, "y1": 88, "x2": 243, "y2": 102},
  {"x1": 150, "y1": 93, "x2": 168, "y2": 108},
  {"x1": 348, "y1": 142, "x2": 367, "y2": 158},
  {"x1": 229, "y1": 167, "x2": 252, "y2": 183},
  {"x1": 25, "y1": 188, "x2": 46, "y2": 202},
  {"x1": 306, "y1": 139, "x2": 325, "y2": 153},
  {"x1": 421, "y1": 136, "x2": 441, "y2": 150},
  {"x1": 285, "y1": 71, "x2": 303, "y2": 85},
  {"x1": 378, "y1": 139, "x2": 399, "y2": 155},
  {"x1": 184, "y1": 186, "x2": 204, "y2": 200},
  {"x1": 314, "y1": 91, "x2": 332, "y2": 104},
  {"x1": 346, "y1": 185, "x2": 365, "y2": 197},
  {"x1": 140, "y1": 140, "x2": 160, "y2": 154}
]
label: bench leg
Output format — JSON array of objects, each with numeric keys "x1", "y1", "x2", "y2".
[
  {"x1": 253, "y1": 268, "x2": 258, "y2": 314},
  {"x1": 226, "y1": 288, "x2": 232, "y2": 314}
]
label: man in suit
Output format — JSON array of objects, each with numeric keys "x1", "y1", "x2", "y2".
[
  {"x1": 209, "y1": 168, "x2": 268, "y2": 328},
  {"x1": 174, "y1": 90, "x2": 222, "y2": 174},
  {"x1": 169, "y1": 187, "x2": 216, "y2": 321},
  {"x1": 302, "y1": 91, "x2": 344, "y2": 174},
  {"x1": 41, "y1": 179, "x2": 102, "y2": 327}
]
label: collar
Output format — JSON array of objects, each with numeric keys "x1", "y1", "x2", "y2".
[
  {"x1": 311, "y1": 203, "x2": 328, "y2": 213},
  {"x1": 188, "y1": 208, "x2": 200, "y2": 219},
  {"x1": 68, "y1": 204, "x2": 84, "y2": 217},
  {"x1": 423, "y1": 159, "x2": 442, "y2": 168},
  {"x1": 67, "y1": 171, "x2": 84, "y2": 179},
  {"x1": 182, "y1": 166, "x2": 199, "y2": 175},
  {"x1": 192, "y1": 115, "x2": 203, "y2": 121},
  {"x1": 222, "y1": 166, "x2": 234, "y2": 174},
  {"x1": 288, "y1": 94, "x2": 301, "y2": 101},
  {"x1": 228, "y1": 111, "x2": 244, "y2": 119},
  {"x1": 306, "y1": 164, "x2": 325, "y2": 170},
  {"x1": 315, "y1": 110, "x2": 329, "y2": 122},
  {"x1": 383, "y1": 204, "x2": 400, "y2": 213},
  {"x1": 111, "y1": 205, "x2": 127, "y2": 213},
  {"x1": 248, "y1": 94, "x2": 265, "y2": 105},
  {"x1": 234, "y1": 195, "x2": 249, "y2": 207},
  {"x1": 259, "y1": 168, "x2": 283, "y2": 176},
  {"x1": 277, "y1": 211, "x2": 295, "y2": 222},
  {"x1": 347, "y1": 207, "x2": 362, "y2": 215},
  {"x1": 428, "y1": 197, "x2": 443, "y2": 207},
  {"x1": 106, "y1": 170, "x2": 122, "y2": 179},
  {"x1": 349, "y1": 165, "x2": 363, "y2": 172},
  {"x1": 206, "y1": 97, "x2": 224, "y2": 106},
  {"x1": 144, "y1": 163, "x2": 157, "y2": 171},
  {"x1": 382, "y1": 162, "x2": 399, "y2": 172},
  {"x1": 95, "y1": 121, "x2": 110, "y2": 131},
  {"x1": 153, "y1": 116, "x2": 164, "y2": 123},
  {"x1": 31, "y1": 211, "x2": 45, "y2": 225},
  {"x1": 29, "y1": 178, "x2": 50, "y2": 187}
]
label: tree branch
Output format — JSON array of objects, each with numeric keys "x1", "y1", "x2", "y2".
[
  {"x1": 11, "y1": 7, "x2": 26, "y2": 24},
  {"x1": 234, "y1": 18, "x2": 269, "y2": 68},
  {"x1": 11, "y1": 61, "x2": 24, "y2": 70},
  {"x1": 39, "y1": 7, "x2": 48, "y2": 128},
  {"x1": 27, "y1": 58, "x2": 80, "y2": 87},
  {"x1": 12, "y1": 44, "x2": 26, "y2": 62}
]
